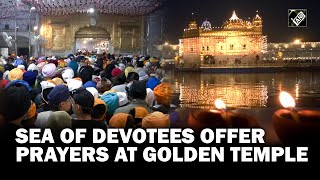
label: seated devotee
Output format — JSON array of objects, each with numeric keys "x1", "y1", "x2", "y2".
[
  {"x1": 35, "y1": 85, "x2": 72, "y2": 128},
  {"x1": 128, "y1": 106, "x2": 150, "y2": 127},
  {"x1": 111, "y1": 73, "x2": 127, "y2": 93},
  {"x1": 135, "y1": 60, "x2": 145, "y2": 74},
  {"x1": 126, "y1": 72, "x2": 139, "y2": 89},
  {"x1": 109, "y1": 113, "x2": 135, "y2": 129},
  {"x1": 101, "y1": 64, "x2": 116, "y2": 80},
  {"x1": 78, "y1": 65, "x2": 94, "y2": 85},
  {"x1": 152, "y1": 83, "x2": 176, "y2": 114},
  {"x1": 168, "y1": 107, "x2": 191, "y2": 128},
  {"x1": 138, "y1": 71, "x2": 149, "y2": 82},
  {"x1": 96, "y1": 78, "x2": 112, "y2": 94},
  {"x1": 114, "y1": 80, "x2": 153, "y2": 114},
  {"x1": 142, "y1": 111, "x2": 170, "y2": 128},
  {"x1": 91, "y1": 98, "x2": 107, "y2": 122},
  {"x1": 71, "y1": 87, "x2": 107, "y2": 129},
  {"x1": 101, "y1": 91, "x2": 119, "y2": 121},
  {"x1": 146, "y1": 77, "x2": 161, "y2": 91}
]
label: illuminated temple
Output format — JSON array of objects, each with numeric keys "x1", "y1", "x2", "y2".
[{"x1": 179, "y1": 11, "x2": 267, "y2": 64}]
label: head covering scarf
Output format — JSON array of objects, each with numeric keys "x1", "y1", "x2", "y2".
[
  {"x1": 109, "y1": 113, "x2": 134, "y2": 128},
  {"x1": 142, "y1": 111, "x2": 170, "y2": 128},
  {"x1": 153, "y1": 83, "x2": 173, "y2": 106}
]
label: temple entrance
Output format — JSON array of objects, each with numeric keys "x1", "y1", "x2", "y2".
[{"x1": 75, "y1": 26, "x2": 112, "y2": 54}]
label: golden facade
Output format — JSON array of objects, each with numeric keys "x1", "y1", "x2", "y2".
[
  {"x1": 179, "y1": 11, "x2": 265, "y2": 64},
  {"x1": 40, "y1": 14, "x2": 145, "y2": 56}
]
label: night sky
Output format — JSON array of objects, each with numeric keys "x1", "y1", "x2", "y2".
[{"x1": 163, "y1": 0, "x2": 319, "y2": 44}]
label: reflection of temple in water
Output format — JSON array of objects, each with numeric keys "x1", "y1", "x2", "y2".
[
  {"x1": 168, "y1": 71, "x2": 320, "y2": 108},
  {"x1": 178, "y1": 83, "x2": 268, "y2": 109},
  {"x1": 171, "y1": 73, "x2": 269, "y2": 109}
]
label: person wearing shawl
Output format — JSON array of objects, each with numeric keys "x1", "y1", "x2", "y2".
[{"x1": 114, "y1": 81, "x2": 153, "y2": 115}]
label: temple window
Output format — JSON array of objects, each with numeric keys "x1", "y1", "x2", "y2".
[{"x1": 243, "y1": 44, "x2": 246, "y2": 50}]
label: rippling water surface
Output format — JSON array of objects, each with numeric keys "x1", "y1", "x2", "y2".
[{"x1": 166, "y1": 71, "x2": 320, "y2": 109}]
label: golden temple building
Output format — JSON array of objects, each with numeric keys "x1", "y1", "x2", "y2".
[{"x1": 179, "y1": 11, "x2": 267, "y2": 65}]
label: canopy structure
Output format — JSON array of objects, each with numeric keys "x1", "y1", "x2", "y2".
[{"x1": 0, "y1": 0, "x2": 164, "y2": 19}]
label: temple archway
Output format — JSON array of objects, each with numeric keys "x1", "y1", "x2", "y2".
[{"x1": 75, "y1": 26, "x2": 112, "y2": 54}]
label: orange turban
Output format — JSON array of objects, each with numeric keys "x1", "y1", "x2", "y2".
[
  {"x1": 129, "y1": 107, "x2": 150, "y2": 127},
  {"x1": 92, "y1": 98, "x2": 107, "y2": 121},
  {"x1": 58, "y1": 60, "x2": 67, "y2": 68},
  {"x1": 109, "y1": 113, "x2": 134, "y2": 128},
  {"x1": 153, "y1": 83, "x2": 173, "y2": 106},
  {"x1": 8, "y1": 68, "x2": 24, "y2": 81},
  {"x1": 142, "y1": 111, "x2": 170, "y2": 128}
]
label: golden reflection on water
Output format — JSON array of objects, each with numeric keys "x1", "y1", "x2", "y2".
[
  {"x1": 165, "y1": 71, "x2": 320, "y2": 108},
  {"x1": 179, "y1": 82, "x2": 268, "y2": 109}
]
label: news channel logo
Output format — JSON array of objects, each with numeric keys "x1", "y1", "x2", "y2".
[{"x1": 288, "y1": 9, "x2": 307, "y2": 27}]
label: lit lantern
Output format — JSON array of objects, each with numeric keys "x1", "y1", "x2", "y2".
[{"x1": 272, "y1": 91, "x2": 320, "y2": 145}]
